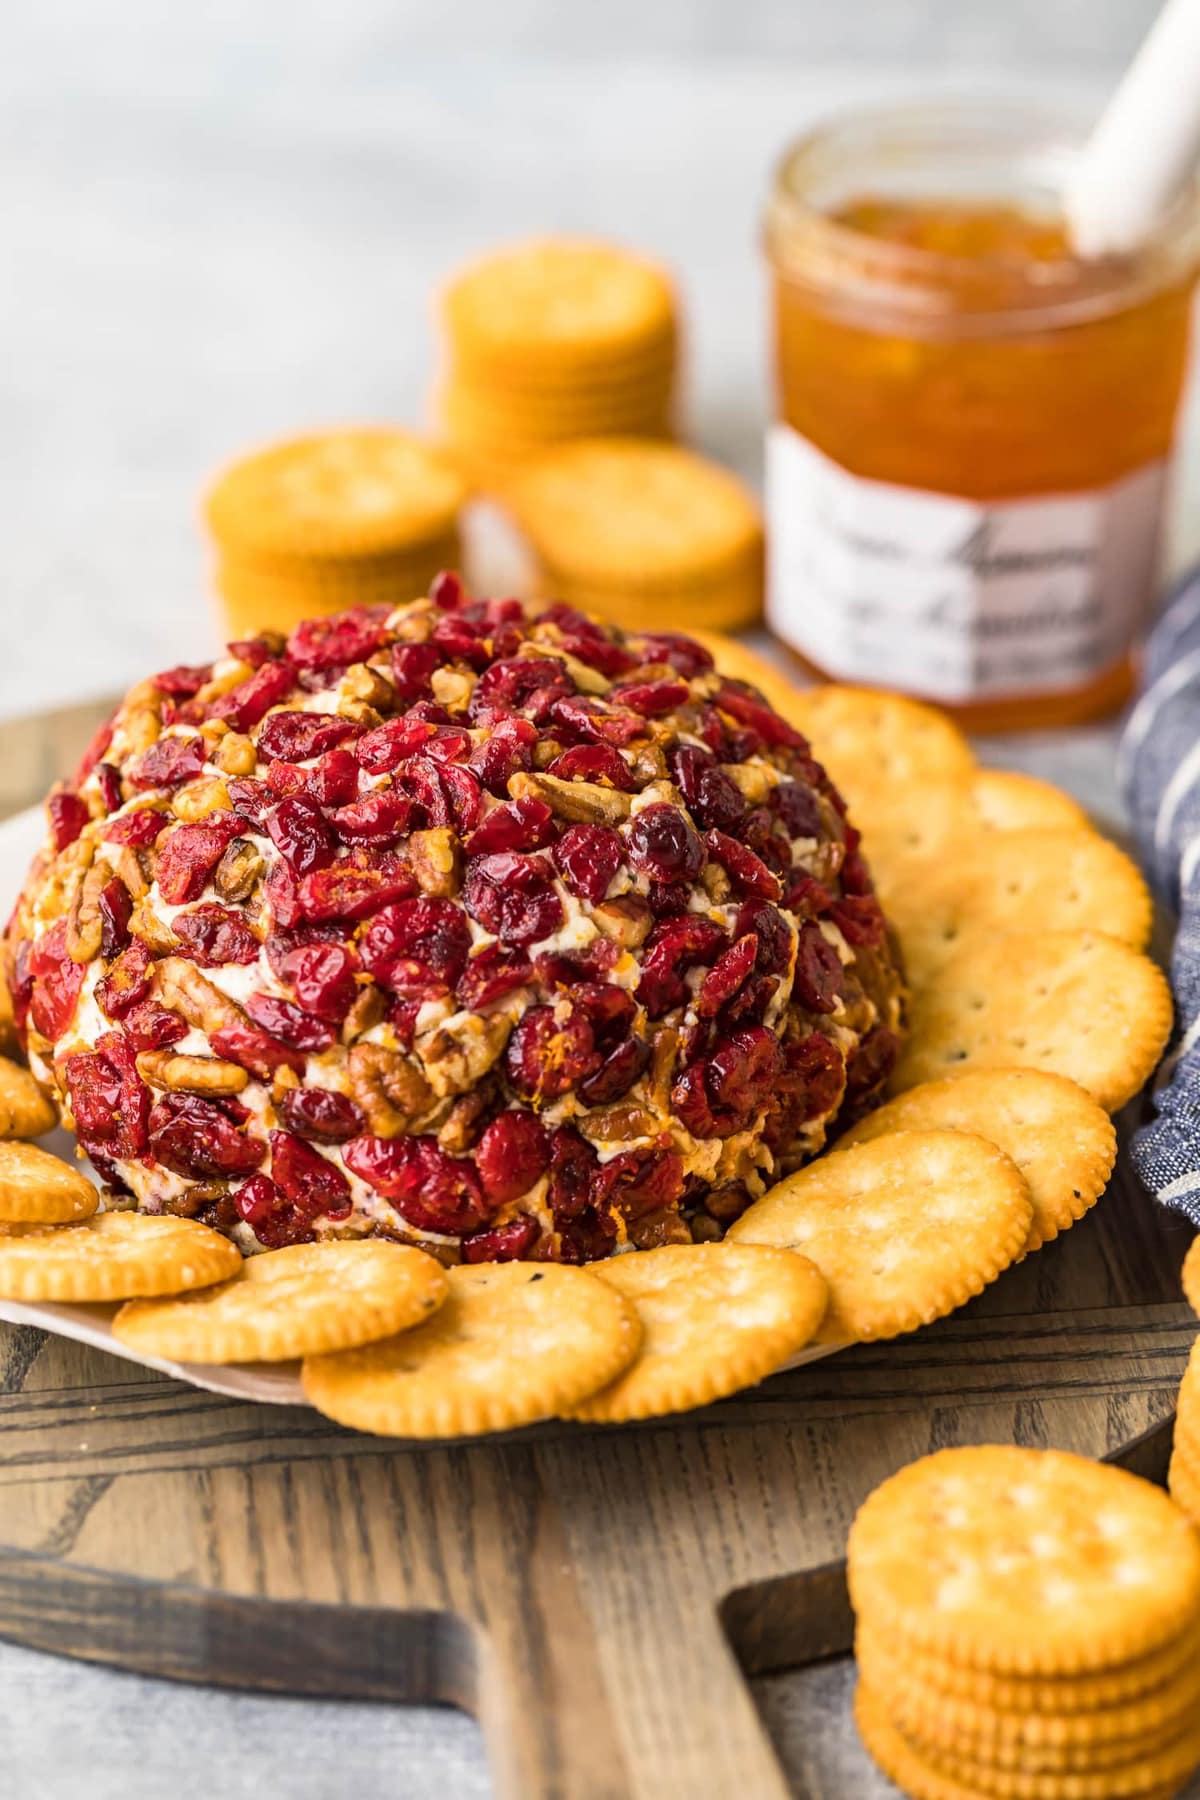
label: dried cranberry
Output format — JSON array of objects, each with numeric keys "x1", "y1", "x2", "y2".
[
  {"x1": 505, "y1": 1003, "x2": 598, "y2": 1103},
  {"x1": 578, "y1": 1035, "x2": 650, "y2": 1105},
  {"x1": 632, "y1": 631, "x2": 714, "y2": 678},
  {"x1": 545, "y1": 743, "x2": 636, "y2": 791},
  {"x1": 95, "y1": 938, "x2": 154, "y2": 1019},
  {"x1": 172, "y1": 903, "x2": 260, "y2": 966},
  {"x1": 456, "y1": 944, "x2": 533, "y2": 1010},
  {"x1": 736, "y1": 902, "x2": 794, "y2": 977},
  {"x1": 463, "y1": 852, "x2": 563, "y2": 948},
  {"x1": 149, "y1": 1093, "x2": 265, "y2": 1179},
  {"x1": 637, "y1": 916, "x2": 725, "y2": 1017},
  {"x1": 353, "y1": 714, "x2": 437, "y2": 773},
  {"x1": 763, "y1": 1033, "x2": 846, "y2": 1151},
  {"x1": 128, "y1": 735, "x2": 207, "y2": 792},
  {"x1": 224, "y1": 779, "x2": 273, "y2": 828},
  {"x1": 549, "y1": 695, "x2": 644, "y2": 747},
  {"x1": 47, "y1": 789, "x2": 90, "y2": 852},
  {"x1": 156, "y1": 813, "x2": 247, "y2": 904},
  {"x1": 257, "y1": 711, "x2": 357, "y2": 763},
  {"x1": 696, "y1": 933, "x2": 758, "y2": 1018},
  {"x1": 461, "y1": 1216, "x2": 539, "y2": 1262},
  {"x1": 467, "y1": 715, "x2": 538, "y2": 793},
  {"x1": 607, "y1": 678, "x2": 689, "y2": 716},
  {"x1": 120, "y1": 1000, "x2": 188, "y2": 1052},
  {"x1": 429, "y1": 571, "x2": 465, "y2": 610},
  {"x1": 28, "y1": 921, "x2": 86, "y2": 1040},
  {"x1": 741, "y1": 808, "x2": 794, "y2": 880},
  {"x1": 269, "y1": 1128, "x2": 352, "y2": 1220},
  {"x1": 276, "y1": 941, "x2": 357, "y2": 1022},
  {"x1": 669, "y1": 748, "x2": 746, "y2": 833},
  {"x1": 277, "y1": 1086, "x2": 365, "y2": 1143},
  {"x1": 95, "y1": 877, "x2": 133, "y2": 957},
  {"x1": 792, "y1": 922, "x2": 844, "y2": 1015},
  {"x1": 475, "y1": 1109, "x2": 550, "y2": 1205},
  {"x1": 843, "y1": 1025, "x2": 901, "y2": 1112},
  {"x1": 266, "y1": 796, "x2": 337, "y2": 876},
  {"x1": 391, "y1": 640, "x2": 442, "y2": 700},
  {"x1": 295, "y1": 850, "x2": 416, "y2": 923},
  {"x1": 841, "y1": 845, "x2": 874, "y2": 897},
  {"x1": 627, "y1": 803, "x2": 703, "y2": 884},
  {"x1": 705, "y1": 829, "x2": 782, "y2": 901},
  {"x1": 266, "y1": 749, "x2": 360, "y2": 808},
  {"x1": 359, "y1": 898, "x2": 472, "y2": 992},
  {"x1": 154, "y1": 663, "x2": 212, "y2": 698},
  {"x1": 264, "y1": 859, "x2": 302, "y2": 929},
  {"x1": 772, "y1": 780, "x2": 823, "y2": 839},
  {"x1": 464, "y1": 796, "x2": 557, "y2": 857},
  {"x1": 325, "y1": 791, "x2": 410, "y2": 845},
  {"x1": 244, "y1": 992, "x2": 335, "y2": 1051},
  {"x1": 552, "y1": 824, "x2": 624, "y2": 903},
  {"x1": 592, "y1": 1147, "x2": 685, "y2": 1221},
  {"x1": 469, "y1": 657, "x2": 573, "y2": 722},
  {"x1": 547, "y1": 1125, "x2": 599, "y2": 1222},
  {"x1": 227, "y1": 635, "x2": 281, "y2": 670},
  {"x1": 286, "y1": 608, "x2": 389, "y2": 673},
  {"x1": 830, "y1": 894, "x2": 886, "y2": 948},
  {"x1": 233, "y1": 1174, "x2": 307, "y2": 1249},
  {"x1": 65, "y1": 1032, "x2": 149, "y2": 1160},
  {"x1": 672, "y1": 1025, "x2": 783, "y2": 1139},
  {"x1": 344, "y1": 1135, "x2": 487, "y2": 1234},
  {"x1": 783, "y1": 874, "x2": 835, "y2": 921},
  {"x1": 715, "y1": 681, "x2": 804, "y2": 749},
  {"x1": 215, "y1": 660, "x2": 296, "y2": 731},
  {"x1": 431, "y1": 611, "x2": 491, "y2": 669},
  {"x1": 424, "y1": 728, "x2": 472, "y2": 766},
  {"x1": 553, "y1": 625, "x2": 636, "y2": 678},
  {"x1": 645, "y1": 881, "x2": 691, "y2": 919},
  {"x1": 94, "y1": 763, "x2": 123, "y2": 815},
  {"x1": 209, "y1": 1018, "x2": 306, "y2": 1079}
]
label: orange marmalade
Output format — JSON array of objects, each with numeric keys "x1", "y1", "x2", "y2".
[{"x1": 764, "y1": 103, "x2": 1200, "y2": 729}]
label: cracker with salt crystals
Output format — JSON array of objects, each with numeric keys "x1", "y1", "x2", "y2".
[
  {"x1": 303, "y1": 1261, "x2": 641, "y2": 1439},
  {"x1": 778, "y1": 684, "x2": 977, "y2": 822},
  {"x1": 848, "y1": 1447, "x2": 1200, "y2": 1676},
  {"x1": 839, "y1": 1069, "x2": 1117, "y2": 1254},
  {"x1": 0, "y1": 1210, "x2": 239, "y2": 1300},
  {"x1": 887, "y1": 830, "x2": 1152, "y2": 985},
  {"x1": 114, "y1": 1241, "x2": 448, "y2": 1364},
  {"x1": 565, "y1": 1243, "x2": 828, "y2": 1422},
  {"x1": 728, "y1": 1130, "x2": 1032, "y2": 1343},
  {"x1": 858, "y1": 771, "x2": 1090, "y2": 895},
  {"x1": 893, "y1": 931, "x2": 1172, "y2": 1114},
  {"x1": 854, "y1": 1680, "x2": 1200, "y2": 1800},
  {"x1": 0, "y1": 1057, "x2": 57, "y2": 1140},
  {"x1": 0, "y1": 1140, "x2": 98, "y2": 1224},
  {"x1": 855, "y1": 1619, "x2": 1200, "y2": 1716}
]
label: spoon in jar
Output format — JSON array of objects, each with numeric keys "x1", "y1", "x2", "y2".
[{"x1": 1066, "y1": 0, "x2": 1200, "y2": 256}]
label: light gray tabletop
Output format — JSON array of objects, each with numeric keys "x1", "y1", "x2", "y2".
[{"x1": 4, "y1": 6, "x2": 1198, "y2": 1797}]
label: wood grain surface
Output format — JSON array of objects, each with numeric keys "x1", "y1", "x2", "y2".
[{"x1": 1, "y1": 697, "x2": 1195, "y2": 1800}]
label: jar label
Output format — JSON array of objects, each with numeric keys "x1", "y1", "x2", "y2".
[{"x1": 766, "y1": 424, "x2": 1168, "y2": 701}]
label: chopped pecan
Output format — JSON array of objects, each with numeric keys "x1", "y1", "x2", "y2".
[
  {"x1": 430, "y1": 666, "x2": 475, "y2": 710},
  {"x1": 705, "y1": 1182, "x2": 753, "y2": 1223},
  {"x1": 342, "y1": 662, "x2": 396, "y2": 710},
  {"x1": 588, "y1": 1102, "x2": 660, "y2": 1142},
  {"x1": 114, "y1": 845, "x2": 150, "y2": 900},
  {"x1": 136, "y1": 1049, "x2": 249, "y2": 1095},
  {"x1": 409, "y1": 826, "x2": 462, "y2": 897},
  {"x1": 647, "y1": 1025, "x2": 680, "y2": 1112},
  {"x1": 723, "y1": 762, "x2": 774, "y2": 804},
  {"x1": 592, "y1": 897, "x2": 653, "y2": 949},
  {"x1": 154, "y1": 956, "x2": 244, "y2": 1035},
  {"x1": 348, "y1": 1041, "x2": 435, "y2": 1136},
  {"x1": 341, "y1": 984, "x2": 387, "y2": 1044},
  {"x1": 420, "y1": 1010, "x2": 512, "y2": 1097},
  {"x1": 627, "y1": 742, "x2": 668, "y2": 785},
  {"x1": 508, "y1": 770, "x2": 631, "y2": 824},
  {"x1": 436, "y1": 1080, "x2": 500, "y2": 1154},
  {"x1": 66, "y1": 860, "x2": 110, "y2": 963},
  {"x1": 338, "y1": 700, "x2": 383, "y2": 727},
  {"x1": 212, "y1": 731, "x2": 257, "y2": 776},
  {"x1": 699, "y1": 861, "x2": 732, "y2": 904},
  {"x1": 129, "y1": 900, "x2": 179, "y2": 953},
  {"x1": 195, "y1": 663, "x2": 252, "y2": 706},
  {"x1": 628, "y1": 1207, "x2": 693, "y2": 1249},
  {"x1": 214, "y1": 837, "x2": 265, "y2": 904},
  {"x1": 171, "y1": 777, "x2": 231, "y2": 822},
  {"x1": 39, "y1": 836, "x2": 94, "y2": 925}
]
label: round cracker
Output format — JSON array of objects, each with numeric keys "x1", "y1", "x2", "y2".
[
  {"x1": 854, "y1": 1682, "x2": 1195, "y2": 1800},
  {"x1": 565, "y1": 1243, "x2": 828, "y2": 1422},
  {"x1": 0, "y1": 975, "x2": 16, "y2": 1053},
  {"x1": 1182, "y1": 1237, "x2": 1200, "y2": 1315},
  {"x1": 0, "y1": 1210, "x2": 241, "y2": 1299},
  {"x1": 888, "y1": 831, "x2": 1152, "y2": 985},
  {"x1": 892, "y1": 931, "x2": 1173, "y2": 1114},
  {"x1": 847, "y1": 1446, "x2": 1200, "y2": 1676},
  {"x1": 780, "y1": 685, "x2": 976, "y2": 835},
  {"x1": 838, "y1": 1069, "x2": 1117, "y2": 1255},
  {"x1": 0, "y1": 1140, "x2": 98, "y2": 1223},
  {"x1": 1168, "y1": 1443, "x2": 1200, "y2": 1529},
  {"x1": 855, "y1": 1620, "x2": 1200, "y2": 1716},
  {"x1": 728, "y1": 1130, "x2": 1032, "y2": 1343},
  {"x1": 969, "y1": 771, "x2": 1089, "y2": 835},
  {"x1": 0, "y1": 1057, "x2": 57, "y2": 1140},
  {"x1": 302, "y1": 1261, "x2": 642, "y2": 1439},
  {"x1": 113, "y1": 1242, "x2": 449, "y2": 1364}
]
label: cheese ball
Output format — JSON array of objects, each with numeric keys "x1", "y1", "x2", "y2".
[{"x1": 4, "y1": 580, "x2": 905, "y2": 1263}]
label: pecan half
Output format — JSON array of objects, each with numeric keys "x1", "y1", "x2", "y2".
[
  {"x1": 66, "y1": 860, "x2": 110, "y2": 963},
  {"x1": 171, "y1": 777, "x2": 231, "y2": 822},
  {"x1": 723, "y1": 762, "x2": 774, "y2": 804},
  {"x1": 214, "y1": 837, "x2": 265, "y2": 904},
  {"x1": 129, "y1": 899, "x2": 179, "y2": 953},
  {"x1": 592, "y1": 896, "x2": 653, "y2": 948},
  {"x1": 154, "y1": 956, "x2": 244, "y2": 1035},
  {"x1": 341, "y1": 984, "x2": 387, "y2": 1044},
  {"x1": 409, "y1": 826, "x2": 461, "y2": 898},
  {"x1": 348, "y1": 1042, "x2": 435, "y2": 1136},
  {"x1": 508, "y1": 770, "x2": 631, "y2": 824},
  {"x1": 212, "y1": 732, "x2": 257, "y2": 776},
  {"x1": 136, "y1": 1050, "x2": 249, "y2": 1095}
]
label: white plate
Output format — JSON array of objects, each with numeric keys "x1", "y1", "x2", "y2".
[{"x1": 0, "y1": 803, "x2": 842, "y2": 1414}]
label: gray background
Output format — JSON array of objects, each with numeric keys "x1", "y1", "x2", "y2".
[{"x1": 2, "y1": 3, "x2": 1197, "y2": 1796}]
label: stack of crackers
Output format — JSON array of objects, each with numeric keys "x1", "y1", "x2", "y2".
[
  {"x1": 204, "y1": 428, "x2": 467, "y2": 641},
  {"x1": 435, "y1": 239, "x2": 679, "y2": 486},
  {"x1": 506, "y1": 439, "x2": 765, "y2": 632},
  {"x1": 1169, "y1": 1244, "x2": 1200, "y2": 1526},
  {"x1": 849, "y1": 1446, "x2": 1200, "y2": 1799}
]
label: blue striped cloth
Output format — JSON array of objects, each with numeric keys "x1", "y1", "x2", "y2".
[{"x1": 1120, "y1": 565, "x2": 1200, "y2": 1226}]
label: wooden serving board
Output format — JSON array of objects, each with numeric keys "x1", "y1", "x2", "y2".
[{"x1": 0, "y1": 700, "x2": 1196, "y2": 1800}]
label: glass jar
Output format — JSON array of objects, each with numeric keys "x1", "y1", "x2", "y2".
[{"x1": 764, "y1": 100, "x2": 1200, "y2": 730}]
